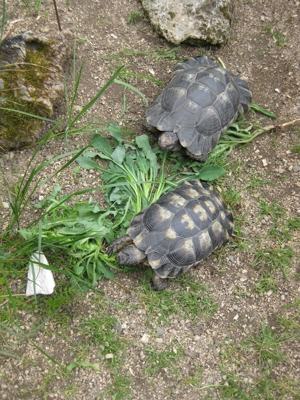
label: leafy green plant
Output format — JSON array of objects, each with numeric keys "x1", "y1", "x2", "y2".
[
  {"x1": 19, "y1": 189, "x2": 119, "y2": 287},
  {"x1": 76, "y1": 127, "x2": 225, "y2": 215}
]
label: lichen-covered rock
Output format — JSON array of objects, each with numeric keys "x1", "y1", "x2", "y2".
[
  {"x1": 140, "y1": 0, "x2": 234, "y2": 45},
  {"x1": 0, "y1": 31, "x2": 72, "y2": 151}
]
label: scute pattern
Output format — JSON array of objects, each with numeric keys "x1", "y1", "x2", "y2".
[
  {"x1": 127, "y1": 180, "x2": 234, "y2": 279},
  {"x1": 146, "y1": 56, "x2": 251, "y2": 160}
]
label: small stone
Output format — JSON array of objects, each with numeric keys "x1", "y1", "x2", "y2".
[
  {"x1": 233, "y1": 314, "x2": 239, "y2": 320},
  {"x1": 2, "y1": 202, "x2": 9, "y2": 209},
  {"x1": 214, "y1": 348, "x2": 220, "y2": 356},
  {"x1": 228, "y1": 255, "x2": 234, "y2": 263},
  {"x1": 155, "y1": 338, "x2": 163, "y2": 343},
  {"x1": 113, "y1": 323, "x2": 122, "y2": 333},
  {"x1": 183, "y1": 349, "x2": 194, "y2": 358},
  {"x1": 105, "y1": 353, "x2": 113, "y2": 359},
  {"x1": 293, "y1": 165, "x2": 300, "y2": 173},
  {"x1": 262, "y1": 159, "x2": 268, "y2": 166},
  {"x1": 156, "y1": 327, "x2": 164, "y2": 336},
  {"x1": 141, "y1": 334, "x2": 150, "y2": 344},
  {"x1": 275, "y1": 88, "x2": 281, "y2": 93}
]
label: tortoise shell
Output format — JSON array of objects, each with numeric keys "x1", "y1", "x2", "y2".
[
  {"x1": 127, "y1": 180, "x2": 234, "y2": 278},
  {"x1": 146, "y1": 56, "x2": 251, "y2": 161}
]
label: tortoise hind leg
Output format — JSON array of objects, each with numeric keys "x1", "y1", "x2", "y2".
[{"x1": 152, "y1": 274, "x2": 167, "y2": 291}]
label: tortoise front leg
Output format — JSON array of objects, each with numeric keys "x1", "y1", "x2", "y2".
[
  {"x1": 107, "y1": 235, "x2": 133, "y2": 257},
  {"x1": 152, "y1": 274, "x2": 167, "y2": 291}
]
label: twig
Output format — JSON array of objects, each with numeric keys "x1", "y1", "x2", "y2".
[
  {"x1": 1, "y1": 20, "x2": 22, "y2": 43},
  {"x1": 262, "y1": 118, "x2": 300, "y2": 133},
  {"x1": 52, "y1": 0, "x2": 62, "y2": 32}
]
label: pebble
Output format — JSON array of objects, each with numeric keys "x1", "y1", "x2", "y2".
[
  {"x1": 183, "y1": 349, "x2": 195, "y2": 358},
  {"x1": 228, "y1": 255, "x2": 234, "y2": 263},
  {"x1": 141, "y1": 334, "x2": 150, "y2": 344},
  {"x1": 293, "y1": 165, "x2": 300, "y2": 173},
  {"x1": 2, "y1": 202, "x2": 9, "y2": 209},
  {"x1": 113, "y1": 323, "x2": 122, "y2": 333},
  {"x1": 156, "y1": 327, "x2": 165, "y2": 336},
  {"x1": 105, "y1": 353, "x2": 113, "y2": 359}
]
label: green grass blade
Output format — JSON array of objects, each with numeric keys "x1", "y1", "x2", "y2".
[
  {"x1": 69, "y1": 65, "x2": 125, "y2": 128},
  {"x1": 0, "y1": 0, "x2": 6, "y2": 43},
  {"x1": 114, "y1": 79, "x2": 149, "y2": 106},
  {"x1": 120, "y1": 71, "x2": 164, "y2": 86},
  {"x1": 251, "y1": 103, "x2": 277, "y2": 119},
  {"x1": 0, "y1": 107, "x2": 56, "y2": 123}
]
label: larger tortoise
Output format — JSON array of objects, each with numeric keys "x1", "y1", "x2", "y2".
[
  {"x1": 108, "y1": 180, "x2": 234, "y2": 290},
  {"x1": 145, "y1": 56, "x2": 252, "y2": 161}
]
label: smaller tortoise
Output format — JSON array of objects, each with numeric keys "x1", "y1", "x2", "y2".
[
  {"x1": 108, "y1": 180, "x2": 234, "y2": 290},
  {"x1": 145, "y1": 56, "x2": 252, "y2": 161}
]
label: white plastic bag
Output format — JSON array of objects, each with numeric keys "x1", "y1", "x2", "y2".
[{"x1": 26, "y1": 252, "x2": 56, "y2": 296}]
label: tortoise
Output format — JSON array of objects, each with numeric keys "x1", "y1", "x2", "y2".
[
  {"x1": 145, "y1": 56, "x2": 252, "y2": 161},
  {"x1": 108, "y1": 180, "x2": 234, "y2": 290}
]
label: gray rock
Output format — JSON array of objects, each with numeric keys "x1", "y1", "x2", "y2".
[
  {"x1": 156, "y1": 327, "x2": 165, "y2": 336},
  {"x1": 140, "y1": 0, "x2": 233, "y2": 45},
  {"x1": 0, "y1": 31, "x2": 72, "y2": 151}
]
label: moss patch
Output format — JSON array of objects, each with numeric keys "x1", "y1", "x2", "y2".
[{"x1": 0, "y1": 36, "x2": 58, "y2": 150}]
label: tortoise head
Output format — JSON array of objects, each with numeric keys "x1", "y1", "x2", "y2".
[
  {"x1": 116, "y1": 245, "x2": 146, "y2": 265},
  {"x1": 158, "y1": 131, "x2": 181, "y2": 151}
]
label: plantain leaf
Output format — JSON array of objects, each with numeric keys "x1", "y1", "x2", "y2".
[
  {"x1": 91, "y1": 134, "x2": 112, "y2": 155},
  {"x1": 136, "y1": 155, "x2": 149, "y2": 174},
  {"x1": 111, "y1": 144, "x2": 125, "y2": 164},
  {"x1": 197, "y1": 165, "x2": 225, "y2": 181}
]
